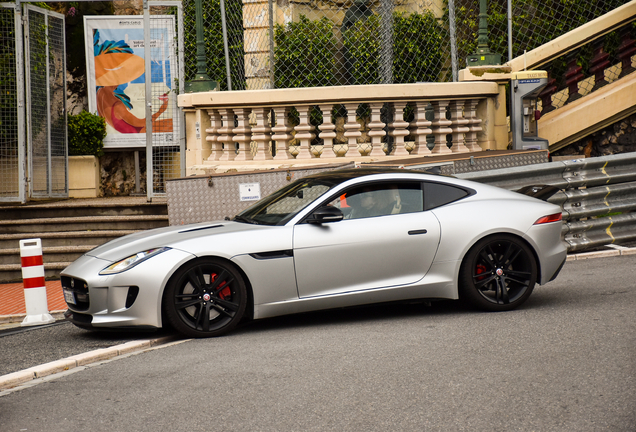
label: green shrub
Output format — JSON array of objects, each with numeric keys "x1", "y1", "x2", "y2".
[
  {"x1": 274, "y1": 15, "x2": 338, "y2": 88},
  {"x1": 342, "y1": 14, "x2": 381, "y2": 85},
  {"x1": 67, "y1": 111, "x2": 106, "y2": 156},
  {"x1": 393, "y1": 11, "x2": 446, "y2": 83},
  {"x1": 341, "y1": 11, "x2": 447, "y2": 85}
]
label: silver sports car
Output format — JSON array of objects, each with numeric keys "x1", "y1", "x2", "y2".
[{"x1": 62, "y1": 169, "x2": 567, "y2": 337}]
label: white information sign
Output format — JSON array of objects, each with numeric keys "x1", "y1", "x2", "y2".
[{"x1": 239, "y1": 183, "x2": 261, "y2": 202}]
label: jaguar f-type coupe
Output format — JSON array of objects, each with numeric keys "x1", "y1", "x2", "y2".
[{"x1": 62, "y1": 169, "x2": 567, "y2": 337}]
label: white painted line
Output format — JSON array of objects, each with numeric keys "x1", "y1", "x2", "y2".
[
  {"x1": 605, "y1": 244, "x2": 629, "y2": 250},
  {"x1": 0, "y1": 335, "x2": 183, "y2": 393},
  {"x1": 572, "y1": 250, "x2": 621, "y2": 260}
]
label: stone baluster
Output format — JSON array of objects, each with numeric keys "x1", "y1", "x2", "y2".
[
  {"x1": 367, "y1": 103, "x2": 386, "y2": 157},
  {"x1": 388, "y1": 102, "x2": 409, "y2": 157},
  {"x1": 409, "y1": 101, "x2": 432, "y2": 156},
  {"x1": 232, "y1": 108, "x2": 253, "y2": 161},
  {"x1": 294, "y1": 105, "x2": 315, "y2": 159},
  {"x1": 539, "y1": 72, "x2": 557, "y2": 115},
  {"x1": 343, "y1": 103, "x2": 362, "y2": 157},
  {"x1": 449, "y1": 100, "x2": 470, "y2": 153},
  {"x1": 252, "y1": 108, "x2": 273, "y2": 160},
  {"x1": 271, "y1": 106, "x2": 293, "y2": 160},
  {"x1": 618, "y1": 26, "x2": 636, "y2": 78},
  {"x1": 429, "y1": 101, "x2": 452, "y2": 154},
  {"x1": 218, "y1": 109, "x2": 236, "y2": 161},
  {"x1": 317, "y1": 104, "x2": 337, "y2": 158},
  {"x1": 205, "y1": 109, "x2": 223, "y2": 161},
  {"x1": 464, "y1": 99, "x2": 483, "y2": 152},
  {"x1": 589, "y1": 37, "x2": 610, "y2": 91},
  {"x1": 565, "y1": 50, "x2": 583, "y2": 103}
]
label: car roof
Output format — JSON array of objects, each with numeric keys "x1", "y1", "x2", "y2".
[{"x1": 302, "y1": 168, "x2": 440, "y2": 186}]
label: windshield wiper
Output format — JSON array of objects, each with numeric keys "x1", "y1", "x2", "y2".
[{"x1": 233, "y1": 214, "x2": 260, "y2": 225}]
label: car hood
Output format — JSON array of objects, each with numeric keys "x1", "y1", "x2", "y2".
[{"x1": 86, "y1": 221, "x2": 269, "y2": 262}]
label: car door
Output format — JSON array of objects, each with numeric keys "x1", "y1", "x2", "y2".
[{"x1": 292, "y1": 181, "x2": 441, "y2": 298}]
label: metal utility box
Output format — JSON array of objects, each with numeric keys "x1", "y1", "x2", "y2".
[{"x1": 510, "y1": 71, "x2": 549, "y2": 150}]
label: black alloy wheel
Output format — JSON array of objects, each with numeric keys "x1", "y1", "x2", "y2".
[
  {"x1": 459, "y1": 234, "x2": 538, "y2": 311},
  {"x1": 164, "y1": 258, "x2": 247, "y2": 337}
]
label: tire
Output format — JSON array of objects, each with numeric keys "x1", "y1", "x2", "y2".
[
  {"x1": 459, "y1": 234, "x2": 538, "y2": 311},
  {"x1": 164, "y1": 258, "x2": 247, "y2": 337}
]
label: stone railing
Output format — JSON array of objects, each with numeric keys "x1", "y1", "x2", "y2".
[{"x1": 177, "y1": 82, "x2": 505, "y2": 174}]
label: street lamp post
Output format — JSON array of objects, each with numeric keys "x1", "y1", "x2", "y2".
[
  {"x1": 466, "y1": 0, "x2": 502, "y2": 66},
  {"x1": 185, "y1": 0, "x2": 219, "y2": 92}
]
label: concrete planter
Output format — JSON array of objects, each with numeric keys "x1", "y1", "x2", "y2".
[{"x1": 69, "y1": 155, "x2": 100, "y2": 198}]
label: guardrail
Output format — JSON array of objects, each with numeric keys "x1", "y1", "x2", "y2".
[{"x1": 456, "y1": 153, "x2": 636, "y2": 252}]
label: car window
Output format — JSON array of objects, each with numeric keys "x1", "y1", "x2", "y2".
[
  {"x1": 424, "y1": 182, "x2": 469, "y2": 210},
  {"x1": 326, "y1": 182, "x2": 423, "y2": 220},
  {"x1": 238, "y1": 180, "x2": 331, "y2": 225}
]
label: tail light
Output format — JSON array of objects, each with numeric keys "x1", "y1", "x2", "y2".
[{"x1": 534, "y1": 212, "x2": 562, "y2": 225}]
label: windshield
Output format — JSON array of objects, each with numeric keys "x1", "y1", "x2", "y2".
[{"x1": 235, "y1": 178, "x2": 333, "y2": 225}]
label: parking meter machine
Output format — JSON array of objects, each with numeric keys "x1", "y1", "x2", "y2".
[{"x1": 510, "y1": 71, "x2": 549, "y2": 150}]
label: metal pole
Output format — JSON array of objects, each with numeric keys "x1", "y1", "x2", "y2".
[
  {"x1": 507, "y1": 0, "x2": 512, "y2": 62},
  {"x1": 448, "y1": 0, "x2": 458, "y2": 81},
  {"x1": 466, "y1": 0, "x2": 502, "y2": 65},
  {"x1": 15, "y1": 1, "x2": 26, "y2": 202},
  {"x1": 144, "y1": 0, "x2": 153, "y2": 201},
  {"x1": 379, "y1": 0, "x2": 393, "y2": 84},
  {"x1": 268, "y1": 0, "x2": 274, "y2": 88},
  {"x1": 185, "y1": 0, "x2": 218, "y2": 92},
  {"x1": 220, "y1": 0, "x2": 232, "y2": 90}
]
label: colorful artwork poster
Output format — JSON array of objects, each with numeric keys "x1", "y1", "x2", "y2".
[{"x1": 84, "y1": 16, "x2": 177, "y2": 149}]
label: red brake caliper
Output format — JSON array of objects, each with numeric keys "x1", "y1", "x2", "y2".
[
  {"x1": 475, "y1": 264, "x2": 487, "y2": 281},
  {"x1": 210, "y1": 273, "x2": 231, "y2": 299}
]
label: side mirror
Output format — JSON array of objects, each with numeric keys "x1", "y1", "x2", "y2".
[{"x1": 306, "y1": 206, "x2": 344, "y2": 224}]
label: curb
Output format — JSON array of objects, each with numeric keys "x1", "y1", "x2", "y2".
[
  {"x1": 0, "y1": 310, "x2": 66, "y2": 325},
  {"x1": 0, "y1": 335, "x2": 181, "y2": 391}
]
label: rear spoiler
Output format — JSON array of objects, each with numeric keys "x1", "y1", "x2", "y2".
[{"x1": 515, "y1": 185, "x2": 561, "y2": 201}]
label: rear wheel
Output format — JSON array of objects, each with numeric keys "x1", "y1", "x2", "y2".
[
  {"x1": 459, "y1": 235, "x2": 537, "y2": 311},
  {"x1": 164, "y1": 258, "x2": 247, "y2": 337}
]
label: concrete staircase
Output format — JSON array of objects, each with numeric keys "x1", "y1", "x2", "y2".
[{"x1": 0, "y1": 197, "x2": 169, "y2": 283}]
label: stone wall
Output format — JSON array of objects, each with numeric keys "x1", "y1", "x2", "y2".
[
  {"x1": 552, "y1": 114, "x2": 636, "y2": 158},
  {"x1": 99, "y1": 152, "x2": 147, "y2": 197}
]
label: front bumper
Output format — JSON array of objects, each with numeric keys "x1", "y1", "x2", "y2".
[{"x1": 61, "y1": 248, "x2": 194, "y2": 329}]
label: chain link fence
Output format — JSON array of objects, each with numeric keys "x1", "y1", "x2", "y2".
[
  {"x1": 146, "y1": 2, "x2": 185, "y2": 197},
  {"x1": 0, "y1": 4, "x2": 23, "y2": 201},
  {"x1": 25, "y1": 5, "x2": 67, "y2": 198},
  {"x1": 181, "y1": 0, "x2": 631, "y2": 90}
]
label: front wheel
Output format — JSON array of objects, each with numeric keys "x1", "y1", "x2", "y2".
[
  {"x1": 459, "y1": 235, "x2": 538, "y2": 311},
  {"x1": 164, "y1": 258, "x2": 247, "y2": 337}
]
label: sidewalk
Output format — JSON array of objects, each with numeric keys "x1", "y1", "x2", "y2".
[{"x1": 0, "y1": 280, "x2": 66, "y2": 322}]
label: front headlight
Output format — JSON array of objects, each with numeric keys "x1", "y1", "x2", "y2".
[{"x1": 99, "y1": 247, "x2": 171, "y2": 275}]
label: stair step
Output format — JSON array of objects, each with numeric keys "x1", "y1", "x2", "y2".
[
  {"x1": 0, "y1": 245, "x2": 97, "y2": 266},
  {"x1": 0, "y1": 215, "x2": 168, "y2": 234},
  {"x1": 0, "y1": 199, "x2": 167, "y2": 220},
  {"x1": 0, "y1": 262, "x2": 72, "y2": 283},
  {"x1": 0, "y1": 197, "x2": 169, "y2": 283},
  {"x1": 0, "y1": 230, "x2": 137, "y2": 249}
]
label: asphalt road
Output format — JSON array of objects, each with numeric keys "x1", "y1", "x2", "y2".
[{"x1": 0, "y1": 255, "x2": 634, "y2": 431}]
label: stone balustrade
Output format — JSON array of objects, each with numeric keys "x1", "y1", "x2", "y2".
[{"x1": 178, "y1": 82, "x2": 505, "y2": 174}]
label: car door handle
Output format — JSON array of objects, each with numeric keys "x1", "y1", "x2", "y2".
[{"x1": 408, "y1": 229, "x2": 428, "y2": 235}]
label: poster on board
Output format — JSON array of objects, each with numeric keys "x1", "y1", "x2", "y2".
[{"x1": 84, "y1": 16, "x2": 177, "y2": 149}]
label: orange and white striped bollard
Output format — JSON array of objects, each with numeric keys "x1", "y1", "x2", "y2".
[{"x1": 20, "y1": 238, "x2": 55, "y2": 326}]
